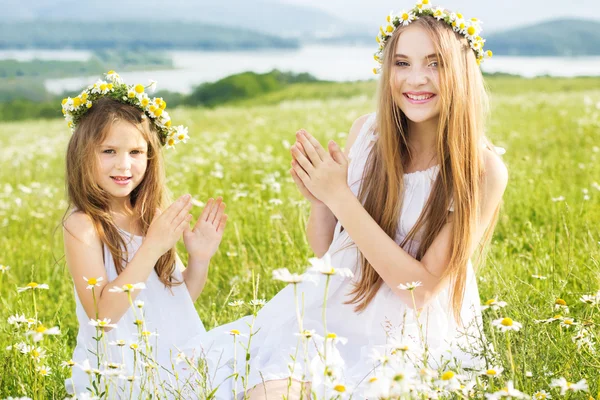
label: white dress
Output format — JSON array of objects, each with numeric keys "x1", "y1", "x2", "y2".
[
  {"x1": 66, "y1": 229, "x2": 206, "y2": 398},
  {"x1": 197, "y1": 113, "x2": 485, "y2": 398}
]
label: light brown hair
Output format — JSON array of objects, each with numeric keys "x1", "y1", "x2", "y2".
[
  {"x1": 347, "y1": 15, "x2": 500, "y2": 320},
  {"x1": 63, "y1": 97, "x2": 180, "y2": 287}
]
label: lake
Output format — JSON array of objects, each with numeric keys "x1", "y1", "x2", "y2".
[{"x1": 2, "y1": 47, "x2": 599, "y2": 95}]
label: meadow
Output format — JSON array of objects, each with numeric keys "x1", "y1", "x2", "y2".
[{"x1": 0, "y1": 75, "x2": 599, "y2": 399}]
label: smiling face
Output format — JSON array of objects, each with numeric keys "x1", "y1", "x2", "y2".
[
  {"x1": 94, "y1": 120, "x2": 148, "y2": 208},
  {"x1": 390, "y1": 24, "x2": 441, "y2": 125}
]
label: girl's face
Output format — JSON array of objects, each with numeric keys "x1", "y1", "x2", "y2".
[
  {"x1": 391, "y1": 24, "x2": 441, "y2": 124},
  {"x1": 95, "y1": 120, "x2": 148, "y2": 205}
]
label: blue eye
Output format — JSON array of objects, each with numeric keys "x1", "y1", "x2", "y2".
[
  {"x1": 429, "y1": 61, "x2": 439, "y2": 67},
  {"x1": 395, "y1": 61, "x2": 409, "y2": 67}
]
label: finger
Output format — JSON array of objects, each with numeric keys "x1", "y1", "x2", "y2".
[
  {"x1": 213, "y1": 202, "x2": 226, "y2": 225},
  {"x1": 217, "y1": 214, "x2": 228, "y2": 234},
  {"x1": 299, "y1": 129, "x2": 329, "y2": 160},
  {"x1": 199, "y1": 198, "x2": 214, "y2": 223},
  {"x1": 292, "y1": 160, "x2": 311, "y2": 183},
  {"x1": 172, "y1": 198, "x2": 194, "y2": 227},
  {"x1": 328, "y1": 140, "x2": 348, "y2": 166},
  {"x1": 177, "y1": 214, "x2": 193, "y2": 234},
  {"x1": 165, "y1": 194, "x2": 191, "y2": 221},
  {"x1": 152, "y1": 207, "x2": 163, "y2": 222},
  {"x1": 296, "y1": 131, "x2": 322, "y2": 165},
  {"x1": 293, "y1": 140, "x2": 308, "y2": 157},
  {"x1": 291, "y1": 145, "x2": 315, "y2": 175},
  {"x1": 208, "y1": 197, "x2": 222, "y2": 224}
]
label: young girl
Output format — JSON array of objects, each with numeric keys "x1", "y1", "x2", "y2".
[
  {"x1": 61, "y1": 72, "x2": 228, "y2": 398},
  {"x1": 201, "y1": 3, "x2": 507, "y2": 398}
]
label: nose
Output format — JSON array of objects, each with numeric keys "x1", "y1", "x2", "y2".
[
  {"x1": 406, "y1": 66, "x2": 429, "y2": 87},
  {"x1": 116, "y1": 153, "x2": 132, "y2": 171}
]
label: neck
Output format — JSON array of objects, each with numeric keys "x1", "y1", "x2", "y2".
[
  {"x1": 109, "y1": 197, "x2": 134, "y2": 216},
  {"x1": 406, "y1": 117, "x2": 439, "y2": 165}
]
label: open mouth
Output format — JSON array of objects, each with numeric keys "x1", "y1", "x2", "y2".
[
  {"x1": 111, "y1": 176, "x2": 132, "y2": 184},
  {"x1": 403, "y1": 92, "x2": 436, "y2": 104}
]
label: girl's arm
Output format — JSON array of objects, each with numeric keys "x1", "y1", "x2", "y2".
[
  {"x1": 63, "y1": 195, "x2": 193, "y2": 330},
  {"x1": 292, "y1": 131, "x2": 508, "y2": 308},
  {"x1": 293, "y1": 114, "x2": 371, "y2": 257}
]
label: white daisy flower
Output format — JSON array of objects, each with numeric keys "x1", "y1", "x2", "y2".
[
  {"x1": 175, "y1": 351, "x2": 189, "y2": 364},
  {"x1": 106, "y1": 70, "x2": 123, "y2": 84},
  {"x1": 481, "y1": 298, "x2": 508, "y2": 311},
  {"x1": 78, "y1": 359, "x2": 93, "y2": 375},
  {"x1": 37, "y1": 365, "x2": 52, "y2": 376},
  {"x1": 268, "y1": 198, "x2": 283, "y2": 205},
  {"x1": 551, "y1": 196, "x2": 565, "y2": 202},
  {"x1": 0, "y1": 264, "x2": 10, "y2": 273},
  {"x1": 83, "y1": 276, "x2": 103, "y2": 290},
  {"x1": 432, "y1": 6, "x2": 446, "y2": 20},
  {"x1": 532, "y1": 389, "x2": 552, "y2": 399},
  {"x1": 89, "y1": 318, "x2": 117, "y2": 329},
  {"x1": 173, "y1": 125, "x2": 190, "y2": 143},
  {"x1": 294, "y1": 329, "x2": 316, "y2": 339},
  {"x1": 535, "y1": 314, "x2": 564, "y2": 324},
  {"x1": 109, "y1": 339, "x2": 127, "y2": 347},
  {"x1": 228, "y1": 300, "x2": 245, "y2": 307},
  {"x1": 397, "y1": 10, "x2": 416, "y2": 26},
  {"x1": 308, "y1": 253, "x2": 354, "y2": 278},
  {"x1": 580, "y1": 291, "x2": 600, "y2": 305},
  {"x1": 398, "y1": 281, "x2": 423, "y2": 291},
  {"x1": 61, "y1": 359, "x2": 76, "y2": 368},
  {"x1": 26, "y1": 325, "x2": 61, "y2": 342},
  {"x1": 225, "y1": 329, "x2": 248, "y2": 338},
  {"x1": 17, "y1": 282, "x2": 49, "y2": 292},
  {"x1": 559, "y1": 317, "x2": 577, "y2": 328},
  {"x1": 135, "y1": 300, "x2": 144, "y2": 308},
  {"x1": 7, "y1": 314, "x2": 29, "y2": 326},
  {"x1": 480, "y1": 366, "x2": 504, "y2": 377},
  {"x1": 485, "y1": 381, "x2": 527, "y2": 399},
  {"x1": 550, "y1": 377, "x2": 588, "y2": 395},
  {"x1": 492, "y1": 317, "x2": 522, "y2": 332},
  {"x1": 249, "y1": 299, "x2": 266, "y2": 307},
  {"x1": 272, "y1": 268, "x2": 318, "y2": 284},
  {"x1": 531, "y1": 274, "x2": 547, "y2": 280},
  {"x1": 108, "y1": 282, "x2": 146, "y2": 293}
]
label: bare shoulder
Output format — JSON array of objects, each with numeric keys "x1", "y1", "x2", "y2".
[
  {"x1": 63, "y1": 210, "x2": 100, "y2": 245},
  {"x1": 482, "y1": 148, "x2": 509, "y2": 203},
  {"x1": 344, "y1": 113, "x2": 373, "y2": 156}
]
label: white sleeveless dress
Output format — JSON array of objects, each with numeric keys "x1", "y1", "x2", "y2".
[
  {"x1": 66, "y1": 229, "x2": 206, "y2": 398},
  {"x1": 196, "y1": 113, "x2": 486, "y2": 398}
]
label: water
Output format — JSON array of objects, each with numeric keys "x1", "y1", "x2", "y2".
[{"x1": 1, "y1": 47, "x2": 598, "y2": 95}]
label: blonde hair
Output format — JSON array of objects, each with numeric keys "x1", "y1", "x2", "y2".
[
  {"x1": 63, "y1": 97, "x2": 180, "y2": 287},
  {"x1": 346, "y1": 15, "x2": 500, "y2": 320}
]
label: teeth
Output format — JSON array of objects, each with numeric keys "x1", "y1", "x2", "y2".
[
  {"x1": 113, "y1": 177, "x2": 130, "y2": 181},
  {"x1": 407, "y1": 94, "x2": 433, "y2": 101}
]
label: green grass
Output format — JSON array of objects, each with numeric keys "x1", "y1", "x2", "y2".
[{"x1": 0, "y1": 76, "x2": 599, "y2": 398}]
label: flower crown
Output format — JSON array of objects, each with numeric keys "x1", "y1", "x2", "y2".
[
  {"x1": 61, "y1": 71, "x2": 189, "y2": 149},
  {"x1": 373, "y1": 0, "x2": 493, "y2": 74}
]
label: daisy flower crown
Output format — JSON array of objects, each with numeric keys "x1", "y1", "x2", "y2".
[
  {"x1": 373, "y1": 0, "x2": 493, "y2": 74},
  {"x1": 61, "y1": 71, "x2": 189, "y2": 149}
]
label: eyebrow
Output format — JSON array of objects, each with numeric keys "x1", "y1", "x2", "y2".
[
  {"x1": 100, "y1": 144, "x2": 147, "y2": 151},
  {"x1": 395, "y1": 53, "x2": 438, "y2": 59}
]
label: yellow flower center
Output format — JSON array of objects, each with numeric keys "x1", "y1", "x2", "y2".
[
  {"x1": 535, "y1": 393, "x2": 547, "y2": 399},
  {"x1": 27, "y1": 282, "x2": 39, "y2": 288},
  {"x1": 459, "y1": 22, "x2": 466, "y2": 30},
  {"x1": 467, "y1": 26, "x2": 476, "y2": 35},
  {"x1": 130, "y1": 343, "x2": 139, "y2": 349},
  {"x1": 485, "y1": 299, "x2": 496, "y2": 305},
  {"x1": 165, "y1": 120, "x2": 172, "y2": 127},
  {"x1": 99, "y1": 84, "x2": 107, "y2": 91},
  {"x1": 401, "y1": 13, "x2": 409, "y2": 21},
  {"x1": 434, "y1": 10, "x2": 442, "y2": 16},
  {"x1": 333, "y1": 385, "x2": 346, "y2": 393},
  {"x1": 142, "y1": 331, "x2": 151, "y2": 336},
  {"x1": 486, "y1": 369, "x2": 497, "y2": 375},
  {"x1": 135, "y1": 84, "x2": 144, "y2": 94},
  {"x1": 553, "y1": 314, "x2": 562, "y2": 319},
  {"x1": 555, "y1": 299, "x2": 567, "y2": 306},
  {"x1": 134, "y1": 319, "x2": 143, "y2": 326},
  {"x1": 501, "y1": 318, "x2": 513, "y2": 326},
  {"x1": 394, "y1": 373, "x2": 405, "y2": 381},
  {"x1": 32, "y1": 349, "x2": 40, "y2": 357},
  {"x1": 563, "y1": 319, "x2": 573, "y2": 325},
  {"x1": 230, "y1": 329, "x2": 240, "y2": 335},
  {"x1": 128, "y1": 91, "x2": 136, "y2": 98},
  {"x1": 124, "y1": 284, "x2": 134, "y2": 291},
  {"x1": 86, "y1": 102, "x2": 92, "y2": 109},
  {"x1": 87, "y1": 278, "x2": 97, "y2": 285},
  {"x1": 326, "y1": 333, "x2": 337, "y2": 339},
  {"x1": 154, "y1": 108, "x2": 163, "y2": 117},
  {"x1": 141, "y1": 98, "x2": 150, "y2": 107},
  {"x1": 107, "y1": 83, "x2": 113, "y2": 90},
  {"x1": 386, "y1": 25, "x2": 394, "y2": 33},
  {"x1": 168, "y1": 138, "x2": 175, "y2": 146},
  {"x1": 61, "y1": 98, "x2": 68, "y2": 105},
  {"x1": 386, "y1": 15, "x2": 391, "y2": 23},
  {"x1": 178, "y1": 134, "x2": 185, "y2": 140},
  {"x1": 486, "y1": 50, "x2": 493, "y2": 57},
  {"x1": 441, "y1": 371, "x2": 455, "y2": 380},
  {"x1": 108, "y1": 70, "x2": 115, "y2": 74},
  {"x1": 160, "y1": 100, "x2": 167, "y2": 110},
  {"x1": 457, "y1": 13, "x2": 463, "y2": 19},
  {"x1": 81, "y1": 93, "x2": 88, "y2": 101},
  {"x1": 423, "y1": 0, "x2": 429, "y2": 4},
  {"x1": 36, "y1": 325, "x2": 47, "y2": 333},
  {"x1": 369, "y1": 377, "x2": 378, "y2": 383}
]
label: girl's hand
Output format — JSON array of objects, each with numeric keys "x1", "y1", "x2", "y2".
[
  {"x1": 290, "y1": 143, "x2": 325, "y2": 206},
  {"x1": 183, "y1": 197, "x2": 228, "y2": 262},
  {"x1": 145, "y1": 194, "x2": 193, "y2": 258},
  {"x1": 290, "y1": 129, "x2": 351, "y2": 207}
]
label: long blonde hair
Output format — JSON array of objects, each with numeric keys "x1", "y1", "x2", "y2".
[
  {"x1": 346, "y1": 15, "x2": 500, "y2": 320},
  {"x1": 63, "y1": 97, "x2": 180, "y2": 287}
]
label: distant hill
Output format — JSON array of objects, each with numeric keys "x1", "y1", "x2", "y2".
[
  {"x1": 0, "y1": 21, "x2": 297, "y2": 51},
  {"x1": 485, "y1": 19, "x2": 600, "y2": 56},
  {"x1": 1, "y1": 0, "x2": 366, "y2": 41}
]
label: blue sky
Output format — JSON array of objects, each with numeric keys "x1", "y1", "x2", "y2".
[{"x1": 281, "y1": 0, "x2": 600, "y2": 32}]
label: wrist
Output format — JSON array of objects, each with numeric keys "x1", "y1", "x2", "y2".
[
  {"x1": 187, "y1": 253, "x2": 212, "y2": 265},
  {"x1": 324, "y1": 187, "x2": 354, "y2": 213}
]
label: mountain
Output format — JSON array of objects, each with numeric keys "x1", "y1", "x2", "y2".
[
  {"x1": 1, "y1": 0, "x2": 367, "y2": 40},
  {"x1": 485, "y1": 19, "x2": 600, "y2": 56}
]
